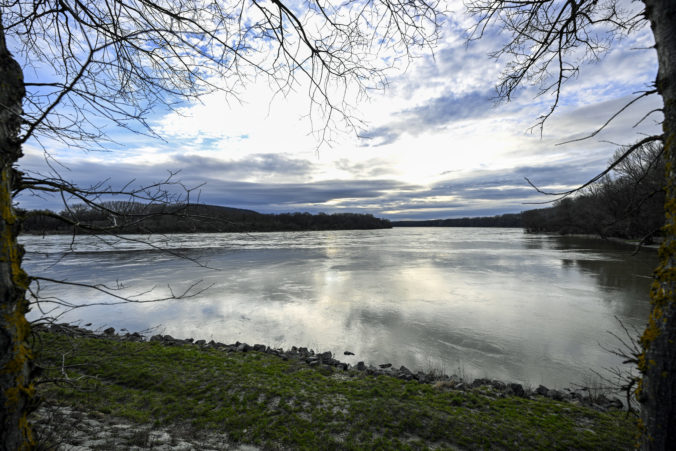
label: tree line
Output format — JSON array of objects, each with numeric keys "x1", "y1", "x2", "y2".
[
  {"x1": 522, "y1": 142, "x2": 664, "y2": 242},
  {"x1": 392, "y1": 213, "x2": 522, "y2": 228},
  {"x1": 20, "y1": 203, "x2": 392, "y2": 234}
]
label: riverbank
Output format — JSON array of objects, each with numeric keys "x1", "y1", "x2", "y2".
[{"x1": 31, "y1": 324, "x2": 636, "y2": 449}]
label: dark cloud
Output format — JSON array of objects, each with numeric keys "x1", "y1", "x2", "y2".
[
  {"x1": 190, "y1": 179, "x2": 418, "y2": 208},
  {"x1": 360, "y1": 89, "x2": 496, "y2": 146},
  {"x1": 171, "y1": 153, "x2": 314, "y2": 178}
]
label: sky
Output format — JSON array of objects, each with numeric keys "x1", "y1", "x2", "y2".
[{"x1": 16, "y1": 1, "x2": 662, "y2": 221}]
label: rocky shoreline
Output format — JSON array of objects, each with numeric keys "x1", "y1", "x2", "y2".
[{"x1": 37, "y1": 322, "x2": 626, "y2": 413}]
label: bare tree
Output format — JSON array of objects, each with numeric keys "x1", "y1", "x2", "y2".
[
  {"x1": 463, "y1": 0, "x2": 675, "y2": 447},
  {"x1": 0, "y1": 1, "x2": 443, "y2": 448}
]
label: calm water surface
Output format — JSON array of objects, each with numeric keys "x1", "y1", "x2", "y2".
[{"x1": 22, "y1": 228, "x2": 656, "y2": 388}]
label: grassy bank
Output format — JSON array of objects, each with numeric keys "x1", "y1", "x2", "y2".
[{"x1": 33, "y1": 331, "x2": 636, "y2": 450}]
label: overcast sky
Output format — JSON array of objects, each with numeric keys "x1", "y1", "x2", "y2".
[{"x1": 17, "y1": 2, "x2": 661, "y2": 220}]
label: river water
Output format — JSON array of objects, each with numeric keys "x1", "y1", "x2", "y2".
[{"x1": 22, "y1": 228, "x2": 656, "y2": 389}]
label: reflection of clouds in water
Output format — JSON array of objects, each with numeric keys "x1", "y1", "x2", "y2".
[{"x1": 24, "y1": 228, "x2": 655, "y2": 389}]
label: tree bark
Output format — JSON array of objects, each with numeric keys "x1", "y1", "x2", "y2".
[
  {"x1": 0, "y1": 13, "x2": 34, "y2": 450},
  {"x1": 640, "y1": 0, "x2": 676, "y2": 448}
]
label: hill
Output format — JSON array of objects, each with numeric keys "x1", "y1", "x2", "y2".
[{"x1": 20, "y1": 203, "x2": 392, "y2": 234}]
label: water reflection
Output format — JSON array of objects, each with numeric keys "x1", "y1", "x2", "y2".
[{"x1": 22, "y1": 228, "x2": 656, "y2": 388}]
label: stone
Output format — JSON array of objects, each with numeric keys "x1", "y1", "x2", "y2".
[
  {"x1": 491, "y1": 380, "x2": 506, "y2": 390},
  {"x1": 356, "y1": 361, "x2": 366, "y2": 371},
  {"x1": 253, "y1": 344, "x2": 267, "y2": 352},
  {"x1": 397, "y1": 371, "x2": 414, "y2": 381},
  {"x1": 195, "y1": 339, "x2": 206, "y2": 346},
  {"x1": 416, "y1": 372, "x2": 430, "y2": 383},
  {"x1": 547, "y1": 389, "x2": 565, "y2": 401},
  {"x1": 103, "y1": 327, "x2": 115, "y2": 335},
  {"x1": 344, "y1": 351, "x2": 355, "y2": 355},
  {"x1": 379, "y1": 363, "x2": 392, "y2": 369},
  {"x1": 472, "y1": 378, "x2": 492, "y2": 388},
  {"x1": 536, "y1": 385, "x2": 549, "y2": 396},
  {"x1": 508, "y1": 383, "x2": 525, "y2": 397}
]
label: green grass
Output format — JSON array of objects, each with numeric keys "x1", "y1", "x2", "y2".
[{"x1": 33, "y1": 332, "x2": 636, "y2": 449}]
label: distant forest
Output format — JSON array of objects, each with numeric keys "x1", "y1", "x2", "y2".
[
  {"x1": 392, "y1": 213, "x2": 522, "y2": 228},
  {"x1": 20, "y1": 204, "x2": 392, "y2": 234},
  {"x1": 521, "y1": 143, "x2": 664, "y2": 241},
  {"x1": 395, "y1": 142, "x2": 664, "y2": 241}
]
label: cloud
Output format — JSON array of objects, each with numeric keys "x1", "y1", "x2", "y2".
[
  {"x1": 171, "y1": 153, "x2": 315, "y2": 180},
  {"x1": 16, "y1": 150, "x2": 419, "y2": 213},
  {"x1": 360, "y1": 89, "x2": 497, "y2": 146},
  {"x1": 333, "y1": 158, "x2": 394, "y2": 178}
]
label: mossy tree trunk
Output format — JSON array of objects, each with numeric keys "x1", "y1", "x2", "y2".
[
  {"x1": 640, "y1": 0, "x2": 676, "y2": 448},
  {"x1": 0, "y1": 14, "x2": 33, "y2": 451}
]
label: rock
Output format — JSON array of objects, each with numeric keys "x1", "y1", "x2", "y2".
[
  {"x1": 472, "y1": 378, "x2": 491, "y2": 388},
  {"x1": 344, "y1": 351, "x2": 355, "y2": 355},
  {"x1": 491, "y1": 380, "x2": 506, "y2": 390},
  {"x1": 397, "y1": 372, "x2": 414, "y2": 381},
  {"x1": 236, "y1": 343, "x2": 251, "y2": 352},
  {"x1": 508, "y1": 383, "x2": 525, "y2": 397},
  {"x1": 103, "y1": 327, "x2": 115, "y2": 335},
  {"x1": 536, "y1": 385, "x2": 549, "y2": 396},
  {"x1": 125, "y1": 332, "x2": 143, "y2": 342},
  {"x1": 396, "y1": 366, "x2": 414, "y2": 380},
  {"x1": 379, "y1": 363, "x2": 392, "y2": 369},
  {"x1": 416, "y1": 372, "x2": 430, "y2": 383},
  {"x1": 195, "y1": 339, "x2": 206, "y2": 346},
  {"x1": 318, "y1": 351, "x2": 332, "y2": 362},
  {"x1": 253, "y1": 344, "x2": 267, "y2": 352},
  {"x1": 149, "y1": 334, "x2": 163, "y2": 342},
  {"x1": 547, "y1": 389, "x2": 565, "y2": 401},
  {"x1": 356, "y1": 361, "x2": 366, "y2": 371}
]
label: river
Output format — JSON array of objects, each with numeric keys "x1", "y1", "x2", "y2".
[{"x1": 22, "y1": 227, "x2": 656, "y2": 389}]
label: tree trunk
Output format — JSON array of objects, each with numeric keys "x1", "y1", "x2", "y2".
[
  {"x1": 0, "y1": 14, "x2": 34, "y2": 450},
  {"x1": 640, "y1": 0, "x2": 676, "y2": 448}
]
